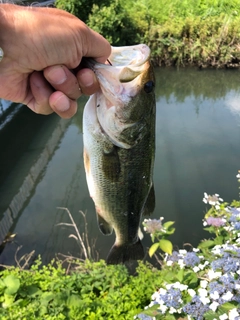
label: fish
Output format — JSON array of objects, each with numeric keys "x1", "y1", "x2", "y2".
[{"x1": 83, "y1": 44, "x2": 156, "y2": 264}]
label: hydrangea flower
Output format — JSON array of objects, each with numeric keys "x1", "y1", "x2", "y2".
[
  {"x1": 137, "y1": 184, "x2": 240, "y2": 320},
  {"x1": 202, "y1": 193, "x2": 223, "y2": 210},
  {"x1": 204, "y1": 216, "x2": 226, "y2": 227},
  {"x1": 143, "y1": 218, "x2": 163, "y2": 235}
]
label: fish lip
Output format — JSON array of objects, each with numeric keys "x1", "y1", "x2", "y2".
[{"x1": 82, "y1": 44, "x2": 151, "y2": 82}]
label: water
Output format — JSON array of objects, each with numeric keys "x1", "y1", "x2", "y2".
[{"x1": 0, "y1": 67, "x2": 239, "y2": 266}]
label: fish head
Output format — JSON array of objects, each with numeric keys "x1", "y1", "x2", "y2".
[{"x1": 87, "y1": 44, "x2": 155, "y2": 148}]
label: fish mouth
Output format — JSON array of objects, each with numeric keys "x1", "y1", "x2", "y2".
[
  {"x1": 107, "y1": 44, "x2": 151, "y2": 84},
  {"x1": 108, "y1": 44, "x2": 150, "y2": 67},
  {"x1": 84, "y1": 44, "x2": 151, "y2": 101}
]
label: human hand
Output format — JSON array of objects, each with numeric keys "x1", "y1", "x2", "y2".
[{"x1": 0, "y1": 4, "x2": 111, "y2": 118}]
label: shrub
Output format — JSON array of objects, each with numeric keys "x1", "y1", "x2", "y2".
[{"x1": 87, "y1": 0, "x2": 141, "y2": 46}]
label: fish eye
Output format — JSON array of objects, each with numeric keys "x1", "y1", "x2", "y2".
[{"x1": 144, "y1": 81, "x2": 155, "y2": 93}]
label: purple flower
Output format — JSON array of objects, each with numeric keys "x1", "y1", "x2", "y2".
[{"x1": 206, "y1": 217, "x2": 225, "y2": 227}]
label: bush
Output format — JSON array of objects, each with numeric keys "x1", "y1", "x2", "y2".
[
  {"x1": 55, "y1": 0, "x2": 110, "y2": 23},
  {"x1": 55, "y1": 0, "x2": 240, "y2": 67},
  {"x1": 0, "y1": 259, "x2": 162, "y2": 319},
  {"x1": 87, "y1": 0, "x2": 142, "y2": 46}
]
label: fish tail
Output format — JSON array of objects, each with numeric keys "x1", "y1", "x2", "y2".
[{"x1": 106, "y1": 239, "x2": 144, "y2": 265}]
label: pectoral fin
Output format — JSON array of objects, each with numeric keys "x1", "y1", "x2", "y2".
[
  {"x1": 96, "y1": 211, "x2": 113, "y2": 235},
  {"x1": 142, "y1": 184, "x2": 155, "y2": 216}
]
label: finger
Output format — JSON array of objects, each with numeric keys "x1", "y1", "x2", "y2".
[
  {"x1": 49, "y1": 91, "x2": 78, "y2": 119},
  {"x1": 77, "y1": 68, "x2": 100, "y2": 96},
  {"x1": 44, "y1": 65, "x2": 82, "y2": 100},
  {"x1": 82, "y1": 27, "x2": 111, "y2": 63},
  {"x1": 28, "y1": 71, "x2": 54, "y2": 115}
]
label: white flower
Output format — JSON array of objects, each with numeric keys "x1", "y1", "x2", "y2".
[
  {"x1": 187, "y1": 289, "x2": 196, "y2": 297},
  {"x1": 166, "y1": 260, "x2": 173, "y2": 266},
  {"x1": 209, "y1": 301, "x2": 219, "y2": 312},
  {"x1": 143, "y1": 218, "x2": 163, "y2": 234},
  {"x1": 229, "y1": 308, "x2": 240, "y2": 319},
  {"x1": 178, "y1": 259, "x2": 185, "y2": 269},
  {"x1": 165, "y1": 283, "x2": 173, "y2": 290},
  {"x1": 210, "y1": 291, "x2": 220, "y2": 300},
  {"x1": 193, "y1": 266, "x2": 200, "y2": 272},
  {"x1": 212, "y1": 245, "x2": 222, "y2": 255},
  {"x1": 222, "y1": 291, "x2": 233, "y2": 301},
  {"x1": 159, "y1": 304, "x2": 168, "y2": 314},
  {"x1": 179, "y1": 249, "x2": 187, "y2": 255},
  {"x1": 198, "y1": 288, "x2": 208, "y2": 297},
  {"x1": 179, "y1": 284, "x2": 188, "y2": 291},
  {"x1": 199, "y1": 296, "x2": 210, "y2": 305},
  {"x1": 200, "y1": 280, "x2": 208, "y2": 288},
  {"x1": 158, "y1": 288, "x2": 167, "y2": 295},
  {"x1": 198, "y1": 263, "x2": 206, "y2": 270},
  {"x1": 202, "y1": 193, "x2": 223, "y2": 209},
  {"x1": 151, "y1": 292, "x2": 159, "y2": 300},
  {"x1": 219, "y1": 314, "x2": 228, "y2": 320},
  {"x1": 207, "y1": 269, "x2": 222, "y2": 280},
  {"x1": 171, "y1": 281, "x2": 188, "y2": 291},
  {"x1": 193, "y1": 248, "x2": 199, "y2": 252},
  {"x1": 169, "y1": 307, "x2": 177, "y2": 314}
]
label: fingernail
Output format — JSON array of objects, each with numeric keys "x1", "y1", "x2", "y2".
[
  {"x1": 78, "y1": 70, "x2": 95, "y2": 87},
  {"x1": 45, "y1": 66, "x2": 67, "y2": 85},
  {"x1": 53, "y1": 94, "x2": 70, "y2": 112}
]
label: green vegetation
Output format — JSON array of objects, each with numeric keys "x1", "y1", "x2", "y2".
[
  {"x1": 0, "y1": 259, "x2": 162, "y2": 319},
  {"x1": 55, "y1": 0, "x2": 240, "y2": 67}
]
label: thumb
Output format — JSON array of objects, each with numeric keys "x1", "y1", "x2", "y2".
[{"x1": 81, "y1": 26, "x2": 111, "y2": 63}]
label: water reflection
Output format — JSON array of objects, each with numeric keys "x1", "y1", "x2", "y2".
[
  {"x1": 0, "y1": 68, "x2": 239, "y2": 266},
  {"x1": 0, "y1": 105, "x2": 70, "y2": 246}
]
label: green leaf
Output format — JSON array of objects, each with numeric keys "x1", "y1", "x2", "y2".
[
  {"x1": 149, "y1": 243, "x2": 159, "y2": 257},
  {"x1": 204, "y1": 310, "x2": 218, "y2": 320},
  {"x1": 40, "y1": 292, "x2": 55, "y2": 306},
  {"x1": 176, "y1": 268, "x2": 184, "y2": 282},
  {"x1": 26, "y1": 285, "x2": 41, "y2": 297},
  {"x1": 2, "y1": 293, "x2": 15, "y2": 308},
  {"x1": 219, "y1": 301, "x2": 239, "y2": 311},
  {"x1": 198, "y1": 240, "x2": 216, "y2": 249},
  {"x1": 3, "y1": 275, "x2": 20, "y2": 295},
  {"x1": 163, "y1": 221, "x2": 175, "y2": 229},
  {"x1": 158, "y1": 239, "x2": 173, "y2": 255},
  {"x1": 141, "y1": 303, "x2": 160, "y2": 316}
]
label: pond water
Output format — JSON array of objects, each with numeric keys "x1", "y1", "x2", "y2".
[{"x1": 0, "y1": 67, "x2": 240, "y2": 266}]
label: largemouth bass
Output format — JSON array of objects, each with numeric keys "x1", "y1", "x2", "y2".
[{"x1": 83, "y1": 44, "x2": 156, "y2": 264}]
